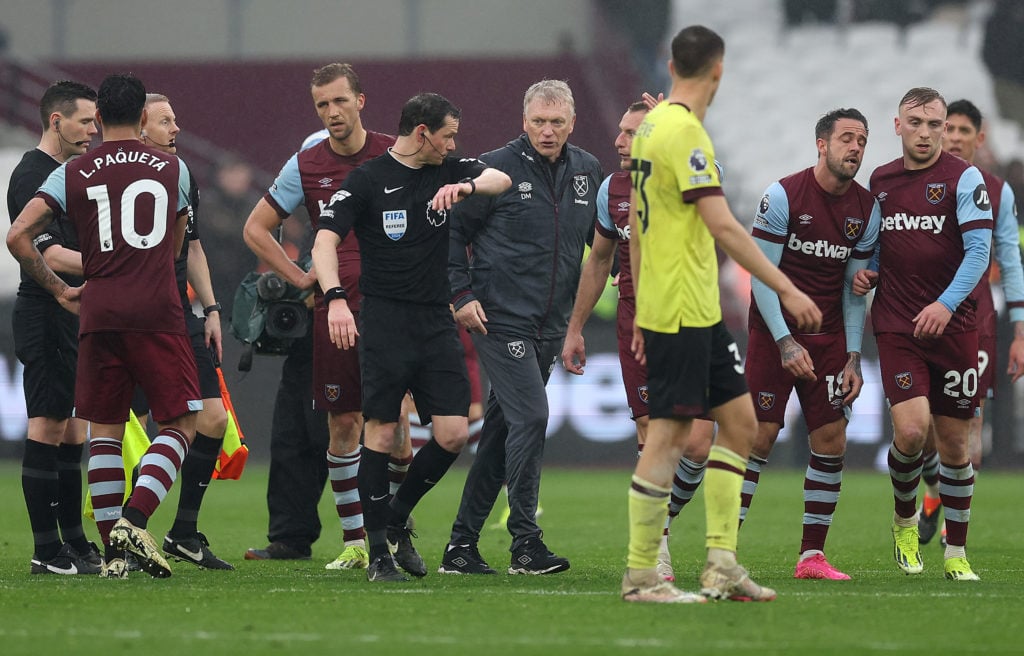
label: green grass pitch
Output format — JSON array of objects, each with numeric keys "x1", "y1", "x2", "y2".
[{"x1": 0, "y1": 462, "x2": 1019, "y2": 655}]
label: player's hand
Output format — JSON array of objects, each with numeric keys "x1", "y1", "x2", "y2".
[
  {"x1": 852, "y1": 269, "x2": 878, "y2": 296},
  {"x1": 1007, "y1": 329, "x2": 1024, "y2": 384},
  {"x1": 296, "y1": 267, "x2": 318, "y2": 291},
  {"x1": 776, "y1": 335, "x2": 815, "y2": 381},
  {"x1": 205, "y1": 311, "x2": 223, "y2": 365},
  {"x1": 561, "y1": 330, "x2": 586, "y2": 375},
  {"x1": 326, "y1": 298, "x2": 358, "y2": 349},
  {"x1": 455, "y1": 300, "x2": 488, "y2": 334},
  {"x1": 912, "y1": 301, "x2": 952, "y2": 339},
  {"x1": 840, "y1": 352, "x2": 864, "y2": 405},
  {"x1": 611, "y1": 272, "x2": 621, "y2": 287},
  {"x1": 779, "y1": 287, "x2": 822, "y2": 333},
  {"x1": 431, "y1": 182, "x2": 472, "y2": 212},
  {"x1": 56, "y1": 285, "x2": 83, "y2": 316},
  {"x1": 641, "y1": 92, "x2": 664, "y2": 110},
  {"x1": 631, "y1": 318, "x2": 646, "y2": 367}
]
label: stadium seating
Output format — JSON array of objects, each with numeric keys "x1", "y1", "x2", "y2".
[{"x1": 671, "y1": 0, "x2": 1023, "y2": 222}]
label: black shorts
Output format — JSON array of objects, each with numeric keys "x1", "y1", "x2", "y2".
[
  {"x1": 359, "y1": 296, "x2": 470, "y2": 424},
  {"x1": 130, "y1": 330, "x2": 221, "y2": 417},
  {"x1": 190, "y1": 331, "x2": 221, "y2": 399},
  {"x1": 643, "y1": 322, "x2": 747, "y2": 420},
  {"x1": 13, "y1": 295, "x2": 78, "y2": 419}
]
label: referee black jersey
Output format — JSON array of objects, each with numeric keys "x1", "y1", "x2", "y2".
[
  {"x1": 7, "y1": 149, "x2": 83, "y2": 299},
  {"x1": 319, "y1": 152, "x2": 485, "y2": 306}
]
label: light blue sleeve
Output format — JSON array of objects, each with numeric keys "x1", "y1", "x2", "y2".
[
  {"x1": 176, "y1": 157, "x2": 191, "y2": 212},
  {"x1": 751, "y1": 238, "x2": 789, "y2": 340},
  {"x1": 596, "y1": 176, "x2": 613, "y2": 233},
  {"x1": 750, "y1": 182, "x2": 790, "y2": 340},
  {"x1": 842, "y1": 199, "x2": 880, "y2": 351},
  {"x1": 857, "y1": 199, "x2": 882, "y2": 255},
  {"x1": 993, "y1": 181, "x2": 1024, "y2": 322},
  {"x1": 843, "y1": 199, "x2": 884, "y2": 352},
  {"x1": 753, "y1": 183, "x2": 790, "y2": 339},
  {"x1": 752, "y1": 181, "x2": 790, "y2": 237},
  {"x1": 843, "y1": 258, "x2": 869, "y2": 353},
  {"x1": 937, "y1": 167, "x2": 992, "y2": 312},
  {"x1": 861, "y1": 200, "x2": 882, "y2": 272},
  {"x1": 37, "y1": 163, "x2": 68, "y2": 212},
  {"x1": 267, "y1": 154, "x2": 304, "y2": 214},
  {"x1": 301, "y1": 129, "x2": 329, "y2": 151}
]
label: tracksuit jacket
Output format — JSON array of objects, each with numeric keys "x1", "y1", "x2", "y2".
[{"x1": 449, "y1": 134, "x2": 603, "y2": 340}]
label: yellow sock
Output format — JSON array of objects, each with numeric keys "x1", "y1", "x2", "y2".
[
  {"x1": 704, "y1": 445, "x2": 746, "y2": 552},
  {"x1": 627, "y1": 475, "x2": 671, "y2": 570}
]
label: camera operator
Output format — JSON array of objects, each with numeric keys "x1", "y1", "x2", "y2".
[{"x1": 243, "y1": 278, "x2": 333, "y2": 561}]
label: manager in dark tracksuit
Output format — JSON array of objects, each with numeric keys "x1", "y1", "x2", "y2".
[{"x1": 440, "y1": 80, "x2": 602, "y2": 576}]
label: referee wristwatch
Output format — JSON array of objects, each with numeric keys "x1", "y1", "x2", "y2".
[
  {"x1": 459, "y1": 177, "x2": 476, "y2": 196},
  {"x1": 203, "y1": 302, "x2": 222, "y2": 317}
]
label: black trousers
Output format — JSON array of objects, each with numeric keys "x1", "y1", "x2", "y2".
[{"x1": 266, "y1": 334, "x2": 330, "y2": 554}]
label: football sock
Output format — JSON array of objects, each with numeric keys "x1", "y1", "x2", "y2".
[
  {"x1": 22, "y1": 440, "x2": 61, "y2": 560},
  {"x1": 88, "y1": 437, "x2": 125, "y2": 545},
  {"x1": 468, "y1": 416, "x2": 485, "y2": 443},
  {"x1": 169, "y1": 431, "x2": 220, "y2": 537},
  {"x1": 626, "y1": 474, "x2": 670, "y2": 570},
  {"x1": 707, "y1": 546, "x2": 738, "y2": 568},
  {"x1": 357, "y1": 446, "x2": 391, "y2": 561},
  {"x1": 887, "y1": 442, "x2": 923, "y2": 520},
  {"x1": 944, "y1": 544, "x2": 967, "y2": 560},
  {"x1": 668, "y1": 456, "x2": 706, "y2": 519},
  {"x1": 56, "y1": 442, "x2": 90, "y2": 553},
  {"x1": 389, "y1": 438, "x2": 458, "y2": 527},
  {"x1": 705, "y1": 445, "x2": 746, "y2": 552},
  {"x1": 800, "y1": 451, "x2": 843, "y2": 554},
  {"x1": 328, "y1": 447, "x2": 365, "y2": 543},
  {"x1": 388, "y1": 452, "x2": 413, "y2": 497},
  {"x1": 124, "y1": 428, "x2": 189, "y2": 527},
  {"x1": 939, "y1": 461, "x2": 974, "y2": 547},
  {"x1": 739, "y1": 454, "x2": 768, "y2": 524}
]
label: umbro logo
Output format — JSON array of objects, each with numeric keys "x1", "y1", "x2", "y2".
[
  {"x1": 385, "y1": 186, "x2": 404, "y2": 194},
  {"x1": 319, "y1": 177, "x2": 333, "y2": 187},
  {"x1": 799, "y1": 214, "x2": 813, "y2": 224}
]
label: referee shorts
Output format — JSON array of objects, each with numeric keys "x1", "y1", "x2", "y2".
[
  {"x1": 359, "y1": 296, "x2": 469, "y2": 424},
  {"x1": 13, "y1": 295, "x2": 78, "y2": 419}
]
